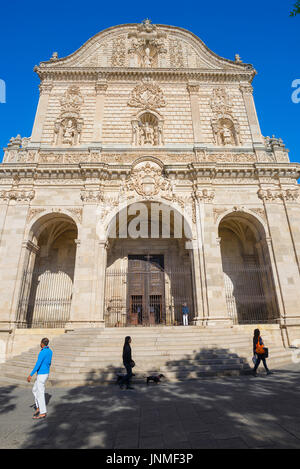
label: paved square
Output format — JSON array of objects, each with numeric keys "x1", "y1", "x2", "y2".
[{"x1": 1, "y1": 364, "x2": 300, "y2": 449}]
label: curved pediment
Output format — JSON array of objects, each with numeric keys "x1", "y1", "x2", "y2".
[{"x1": 36, "y1": 20, "x2": 254, "y2": 73}]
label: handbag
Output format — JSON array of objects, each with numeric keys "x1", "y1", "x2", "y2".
[
  {"x1": 263, "y1": 347, "x2": 269, "y2": 358},
  {"x1": 252, "y1": 355, "x2": 257, "y2": 365},
  {"x1": 130, "y1": 360, "x2": 135, "y2": 368}
]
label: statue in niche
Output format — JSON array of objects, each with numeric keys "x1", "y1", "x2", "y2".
[
  {"x1": 54, "y1": 116, "x2": 82, "y2": 146},
  {"x1": 220, "y1": 124, "x2": 234, "y2": 146},
  {"x1": 53, "y1": 86, "x2": 84, "y2": 146},
  {"x1": 131, "y1": 112, "x2": 164, "y2": 147},
  {"x1": 212, "y1": 117, "x2": 240, "y2": 147},
  {"x1": 141, "y1": 121, "x2": 154, "y2": 144},
  {"x1": 62, "y1": 119, "x2": 77, "y2": 145},
  {"x1": 143, "y1": 47, "x2": 152, "y2": 67}
]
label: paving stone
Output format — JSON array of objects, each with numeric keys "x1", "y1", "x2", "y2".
[
  {"x1": 188, "y1": 432, "x2": 218, "y2": 449},
  {"x1": 215, "y1": 437, "x2": 249, "y2": 449}
]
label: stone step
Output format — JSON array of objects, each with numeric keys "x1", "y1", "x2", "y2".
[
  {"x1": 0, "y1": 325, "x2": 292, "y2": 386},
  {"x1": 51, "y1": 338, "x2": 253, "y2": 347},
  {"x1": 3, "y1": 356, "x2": 246, "y2": 373},
  {"x1": 2, "y1": 350, "x2": 291, "y2": 377},
  {"x1": 9, "y1": 347, "x2": 290, "y2": 365}
]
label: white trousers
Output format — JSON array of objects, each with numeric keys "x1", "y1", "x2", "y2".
[
  {"x1": 183, "y1": 314, "x2": 188, "y2": 326},
  {"x1": 32, "y1": 374, "x2": 49, "y2": 414}
]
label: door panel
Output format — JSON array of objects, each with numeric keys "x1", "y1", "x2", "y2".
[{"x1": 128, "y1": 255, "x2": 165, "y2": 325}]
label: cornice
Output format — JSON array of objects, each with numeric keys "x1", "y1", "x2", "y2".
[
  {"x1": 34, "y1": 66, "x2": 256, "y2": 84},
  {"x1": 0, "y1": 162, "x2": 299, "y2": 182}
]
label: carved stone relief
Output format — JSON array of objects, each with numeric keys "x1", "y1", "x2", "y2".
[
  {"x1": 205, "y1": 153, "x2": 256, "y2": 163},
  {"x1": 125, "y1": 161, "x2": 171, "y2": 197},
  {"x1": 111, "y1": 35, "x2": 126, "y2": 66},
  {"x1": 128, "y1": 19, "x2": 167, "y2": 68},
  {"x1": 80, "y1": 189, "x2": 104, "y2": 203},
  {"x1": 258, "y1": 188, "x2": 299, "y2": 202},
  {"x1": 54, "y1": 86, "x2": 84, "y2": 146},
  {"x1": 169, "y1": 39, "x2": 184, "y2": 68},
  {"x1": 210, "y1": 88, "x2": 241, "y2": 146},
  {"x1": 193, "y1": 186, "x2": 215, "y2": 203},
  {"x1": 128, "y1": 80, "x2": 166, "y2": 110},
  {"x1": 128, "y1": 80, "x2": 166, "y2": 147},
  {"x1": 0, "y1": 190, "x2": 35, "y2": 203}
]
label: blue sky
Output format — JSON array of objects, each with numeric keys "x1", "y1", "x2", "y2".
[{"x1": 0, "y1": 0, "x2": 299, "y2": 162}]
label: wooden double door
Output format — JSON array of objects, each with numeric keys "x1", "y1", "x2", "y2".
[{"x1": 128, "y1": 254, "x2": 165, "y2": 326}]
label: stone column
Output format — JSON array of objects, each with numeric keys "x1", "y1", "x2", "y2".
[
  {"x1": 94, "y1": 239, "x2": 108, "y2": 327},
  {"x1": 240, "y1": 83, "x2": 264, "y2": 145},
  {"x1": 190, "y1": 239, "x2": 205, "y2": 325},
  {"x1": 92, "y1": 81, "x2": 108, "y2": 144},
  {"x1": 187, "y1": 82, "x2": 203, "y2": 144},
  {"x1": 31, "y1": 83, "x2": 53, "y2": 144}
]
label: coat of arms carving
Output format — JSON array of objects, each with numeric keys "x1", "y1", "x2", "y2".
[
  {"x1": 128, "y1": 80, "x2": 166, "y2": 110},
  {"x1": 125, "y1": 162, "x2": 170, "y2": 197}
]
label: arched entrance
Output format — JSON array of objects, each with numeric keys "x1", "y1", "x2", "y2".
[
  {"x1": 218, "y1": 211, "x2": 279, "y2": 324},
  {"x1": 103, "y1": 201, "x2": 194, "y2": 327},
  {"x1": 17, "y1": 213, "x2": 78, "y2": 328}
]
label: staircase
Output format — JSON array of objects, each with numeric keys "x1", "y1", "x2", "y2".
[{"x1": 0, "y1": 326, "x2": 294, "y2": 387}]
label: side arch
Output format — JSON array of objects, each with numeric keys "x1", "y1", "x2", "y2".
[
  {"x1": 25, "y1": 209, "x2": 81, "y2": 243},
  {"x1": 218, "y1": 209, "x2": 279, "y2": 325},
  {"x1": 216, "y1": 208, "x2": 269, "y2": 240},
  {"x1": 17, "y1": 211, "x2": 79, "y2": 328}
]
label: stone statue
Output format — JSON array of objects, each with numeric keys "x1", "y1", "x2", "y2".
[
  {"x1": 142, "y1": 122, "x2": 154, "y2": 145},
  {"x1": 220, "y1": 125, "x2": 233, "y2": 145},
  {"x1": 132, "y1": 120, "x2": 139, "y2": 146},
  {"x1": 143, "y1": 47, "x2": 152, "y2": 67},
  {"x1": 63, "y1": 119, "x2": 76, "y2": 145}
]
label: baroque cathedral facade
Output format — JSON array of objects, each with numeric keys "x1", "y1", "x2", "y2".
[{"x1": 1, "y1": 20, "x2": 300, "y2": 358}]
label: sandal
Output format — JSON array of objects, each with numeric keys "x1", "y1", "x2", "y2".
[{"x1": 32, "y1": 414, "x2": 47, "y2": 420}]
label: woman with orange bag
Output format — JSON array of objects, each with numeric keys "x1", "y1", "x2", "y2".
[{"x1": 253, "y1": 329, "x2": 272, "y2": 377}]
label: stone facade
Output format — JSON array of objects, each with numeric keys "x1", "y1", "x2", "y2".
[{"x1": 1, "y1": 20, "x2": 300, "y2": 359}]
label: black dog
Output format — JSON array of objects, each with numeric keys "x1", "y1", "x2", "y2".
[
  {"x1": 146, "y1": 374, "x2": 165, "y2": 385},
  {"x1": 116, "y1": 374, "x2": 124, "y2": 385},
  {"x1": 116, "y1": 373, "x2": 135, "y2": 385}
]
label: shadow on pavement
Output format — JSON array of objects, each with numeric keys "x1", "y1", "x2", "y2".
[
  {"x1": 12, "y1": 344, "x2": 300, "y2": 449},
  {"x1": 0, "y1": 385, "x2": 18, "y2": 415}
]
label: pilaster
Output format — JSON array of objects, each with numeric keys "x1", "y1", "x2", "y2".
[
  {"x1": 92, "y1": 81, "x2": 108, "y2": 144},
  {"x1": 240, "y1": 83, "x2": 264, "y2": 146},
  {"x1": 66, "y1": 204, "x2": 101, "y2": 328},
  {"x1": 0, "y1": 203, "x2": 30, "y2": 328},
  {"x1": 187, "y1": 82, "x2": 203, "y2": 145},
  {"x1": 30, "y1": 82, "x2": 53, "y2": 144},
  {"x1": 197, "y1": 191, "x2": 231, "y2": 326}
]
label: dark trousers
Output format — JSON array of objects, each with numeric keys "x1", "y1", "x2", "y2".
[
  {"x1": 253, "y1": 354, "x2": 269, "y2": 373},
  {"x1": 120, "y1": 363, "x2": 133, "y2": 387}
]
